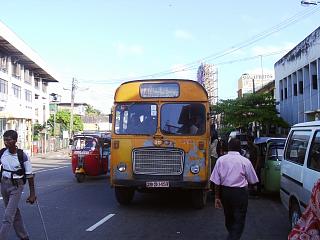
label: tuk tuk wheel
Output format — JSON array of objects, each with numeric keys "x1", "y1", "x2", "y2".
[
  {"x1": 191, "y1": 189, "x2": 207, "y2": 209},
  {"x1": 75, "y1": 173, "x2": 85, "y2": 183},
  {"x1": 115, "y1": 187, "x2": 135, "y2": 205}
]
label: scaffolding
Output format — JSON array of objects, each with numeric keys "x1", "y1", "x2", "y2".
[{"x1": 197, "y1": 63, "x2": 218, "y2": 105}]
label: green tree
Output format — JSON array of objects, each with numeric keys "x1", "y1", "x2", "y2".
[
  {"x1": 213, "y1": 93, "x2": 289, "y2": 135},
  {"x1": 85, "y1": 104, "x2": 101, "y2": 116},
  {"x1": 47, "y1": 110, "x2": 84, "y2": 136},
  {"x1": 32, "y1": 123, "x2": 45, "y2": 141}
]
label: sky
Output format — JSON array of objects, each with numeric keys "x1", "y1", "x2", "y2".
[{"x1": 1, "y1": 1, "x2": 320, "y2": 114}]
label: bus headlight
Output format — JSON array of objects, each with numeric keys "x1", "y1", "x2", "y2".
[
  {"x1": 190, "y1": 164, "x2": 200, "y2": 174},
  {"x1": 117, "y1": 163, "x2": 127, "y2": 172}
]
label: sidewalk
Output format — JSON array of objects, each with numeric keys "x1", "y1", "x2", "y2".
[{"x1": 30, "y1": 148, "x2": 70, "y2": 162}]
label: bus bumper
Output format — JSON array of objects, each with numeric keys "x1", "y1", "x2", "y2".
[{"x1": 112, "y1": 179, "x2": 208, "y2": 189}]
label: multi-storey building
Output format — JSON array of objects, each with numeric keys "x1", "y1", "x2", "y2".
[
  {"x1": 275, "y1": 26, "x2": 320, "y2": 126},
  {"x1": 0, "y1": 21, "x2": 58, "y2": 152},
  {"x1": 237, "y1": 72, "x2": 274, "y2": 98},
  {"x1": 197, "y1": 63, "x2": 218, "y2": 105}
]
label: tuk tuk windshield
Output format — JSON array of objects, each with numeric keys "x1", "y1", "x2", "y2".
[
  {"x1": 73, "y1": 137, "x2": 97, "y2": 151},
  {"x1": 267, "y1": 145, "x2": 284, "y2": 160}
]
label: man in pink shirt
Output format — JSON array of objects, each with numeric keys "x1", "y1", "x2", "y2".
[{"x1": 210, "y1": 138, "x2": 259, "y2": 240}]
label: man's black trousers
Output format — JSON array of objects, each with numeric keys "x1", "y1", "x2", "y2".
[{"x1": 221, "y1": 186, "x2": 248, "y2": 240}]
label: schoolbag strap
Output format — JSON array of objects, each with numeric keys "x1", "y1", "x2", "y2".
[
  {"x1": 16, "y1": 149, "x2": 26, "y2": 184},
  {"x1": 0, "y1": 148, "x2": 7, "y2": 164}
]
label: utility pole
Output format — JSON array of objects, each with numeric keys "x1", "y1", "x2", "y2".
[
  {"x1": 64, "y1": 78, "x2": 88, "y2": 140},
  {"x1": 260, "y1": 55, "x2": 264, "y2": 87},
  {"x1": 69, "y1": 78, "x2": 78, "y2": 139},
  {"x1": 252, "y1": 77, "x2": 256, "y2": 94}
]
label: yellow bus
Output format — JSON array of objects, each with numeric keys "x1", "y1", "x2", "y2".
[{"x1": 110, "y1": 79, "x2": 211, "y2": 208}]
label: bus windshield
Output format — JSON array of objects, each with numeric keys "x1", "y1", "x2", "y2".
[
  {"x1": 115, "y1": 103, "x2": 157, "y2": 135},
  {"x1": 161, "y1": 103, "x2": 206, "y2": 135}
]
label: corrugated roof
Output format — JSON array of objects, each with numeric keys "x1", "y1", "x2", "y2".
[{"x1": 0, "y1": 21, "x2": 59, "y2": 82}]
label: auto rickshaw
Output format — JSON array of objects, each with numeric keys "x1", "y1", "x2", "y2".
[
  {"x1": 71, "y1": 132, "x2": 111, "y2": 182},
  {"x1": 254, "y1": 137, "x2": 286, "y2": 193}
]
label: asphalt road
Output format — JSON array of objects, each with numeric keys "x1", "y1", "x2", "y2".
[{"x1": 0, "y1": 151, "x2": 291, "y2": 240}]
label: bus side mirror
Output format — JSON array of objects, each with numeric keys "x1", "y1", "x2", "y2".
[{"x1": 108, "y1": 114, "x2": 113, "y2": 123}]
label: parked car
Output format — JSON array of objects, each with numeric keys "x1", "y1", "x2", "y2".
[
  {"x1": 254, "y1": 137, "x2": 286, "y2": 193},
  {"x1": 280, "y1": 121, "x2": 320, "y2": 228}
]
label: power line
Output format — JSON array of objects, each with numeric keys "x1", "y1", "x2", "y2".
[
  {"x1": 111, "y1": 7, "x2": 320, "y2": 81},
  {"x1": 68, "y1": 7, "x2": 320, "y2": 84},
  {"x1": 78, "y1": 49, "x2": 288, "y2": 85}
]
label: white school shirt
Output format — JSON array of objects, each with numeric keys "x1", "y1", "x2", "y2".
[{"x1": 1, "y1": 149, "x2": 33, "y2": 179}]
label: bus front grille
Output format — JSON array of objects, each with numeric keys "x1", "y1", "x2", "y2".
[{"x1": 133, "y1": 148, "x2": 184, "y2": 175}]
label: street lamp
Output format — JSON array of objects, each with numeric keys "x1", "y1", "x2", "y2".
[{"x1": 301, "y1": 0, "x2": 319, "y2": 5}]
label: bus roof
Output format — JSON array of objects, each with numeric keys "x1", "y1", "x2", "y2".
[{"x1": 114, "y1": 79, "x2": 208, "y2": 102}]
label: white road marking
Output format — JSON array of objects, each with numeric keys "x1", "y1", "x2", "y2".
[
  {"x1": 86, "y1": 214, "x2": 115, "y2": 232},
  {"x1": 35, "y1": 166, "x2": 69, "y2": 173}
]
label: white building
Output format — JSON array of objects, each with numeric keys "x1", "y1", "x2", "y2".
[
  {"x1": 0, "y1": 21, "x2": 59, "y2": 152},
  {"x1": 197, "y1": 63, "x2": 218, "y2": 105},
  {"x1": 275, "y1": 26, "x2": 320, "y2": 126},
  {"x1": 237, "y1": 72, "x2": 274, "y2": 97},
  {"x1": 57, "y1": 103, "x2": 88, "y2": 116}
]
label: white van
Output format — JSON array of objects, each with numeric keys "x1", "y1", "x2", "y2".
[{"x1": 280, "y1": 120, "x2": 320, "y2": 228}]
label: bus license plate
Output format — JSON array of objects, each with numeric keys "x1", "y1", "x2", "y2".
[{"x1": 146, "y1": 181, "x2": 169, "y2": 188}]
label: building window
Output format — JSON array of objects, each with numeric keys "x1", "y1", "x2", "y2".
[
  {"x1": 312, "y1": 75, "x2": 318, "y2": 90},
  {"x1": 12, "y1": 62, "x2": 21, "y2": 79},
  {"x1": 299, "y1": 81, "x2": 303, "y2": 94},
  {"x1": 284, "y1": 87, "x2": 287, "y2": 99},
  {"x1": 24, "y1": 70, "x2": 32, "y2": 84},
  {"x1": 25, "y1": 90, "x2": 32, "y2": 102},
  {"x1": 42, "y1": 82, "x2": 47, "y2": 93},
  {"x1": 12, "y1": 84, "x2": 21, "y2": 99},
  {"x1": 0, "y1": 79, "x2": 8, "y2": 94},
  {"x1": 34, "y1": 78, "x2": 40, "y2": 89},
  {"x1": 0, "y1": 55, "x2": 7, "y2": 72},
  {"x1": 35, "y1": 108, "x2": 39, "y2": 117},
  {"x1": 280, "y1": 89, "x2": 283, "y2": 101},
  {"x1": 293, "y1": 83, "x2": 297, "y2": 96}
]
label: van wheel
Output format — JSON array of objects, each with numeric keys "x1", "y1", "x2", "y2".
[
  {"x1": 115, "y1": 187, "x2": 135, "y2": 205},
  {"x1": 191, "y1": 189, "x2": 207, "y2": 209},
  {"x1": 289, "y1": 201, "x2": 301, "y2": 229},
  {"x1": 75, "y1": 173, "x2": 85, "y2": 183}
]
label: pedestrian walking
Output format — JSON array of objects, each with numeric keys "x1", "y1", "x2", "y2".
[
  {"x1": 245, "y1": 135, "x2": 261, "y2": 196},
  {"x1": 245, "y1": 135, "x2": 260, "y2": 172},
  {"x1": 288, "y1": 179, "x2": 320, "y2": 239},
  {"x1": 210, "y1": 138, "x2": 259, "y2": 240},
  {"x1": 0, "y1": 130, "x2": 36, "y2": 240},
  {"x1": 210, "y1": 138, "x2": 221, "y2": 171}
]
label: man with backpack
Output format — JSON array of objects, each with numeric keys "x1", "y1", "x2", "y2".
[{"x1": 0, "y1": 130, "x2": 36, "y2": 240}]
